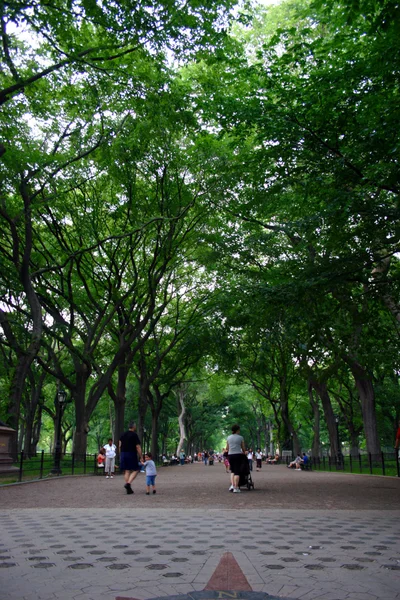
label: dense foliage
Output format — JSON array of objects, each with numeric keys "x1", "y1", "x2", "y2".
[{"x1": 0, "y1": 0, "x2": 398, "y2": 459}]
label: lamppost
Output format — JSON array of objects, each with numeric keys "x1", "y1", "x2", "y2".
[
  {"x1": 335, "y1": 414, "x2": 343, "y2": 469},
  {"x1": 51, "y1": 389, "x2": 67, "y2": 475}
]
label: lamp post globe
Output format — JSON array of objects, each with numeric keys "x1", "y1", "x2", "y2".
[{"x1": 58, "y1": 389, "x2": 67, "y2": 405}]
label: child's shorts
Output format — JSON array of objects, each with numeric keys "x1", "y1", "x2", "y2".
[{"x1": 146, "y1": 475, "x2": 156, "y2": 486}]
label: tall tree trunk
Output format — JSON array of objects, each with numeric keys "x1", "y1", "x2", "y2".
[
  {"x1": 110, "y1": 361, "x2": 128, "y2": 446},
  {"x1": 279, "y1": 379, "x2": 300, "y2": 454},
  {"x1": 344, "y1": 356, "x2": 381, "y2": 455},
  {"x1": 73, "y1": 367, "x2": 91, "y2": 457},
  {"x1": 307, "y1": 379, "x2": 321, "y2": 458},
  {"x1": 5, "y1": 180, "x2": 44, "y2": 456},
  {"x1": 6, "y1": 353, "x2": 39, "y2": 456},
  {"x1": 175, "y1": 385, "x2": 187, "y2": 456},
  {"x1": 137, "y1": 387, "x2": 148, "y2": 448},
  {"x1": 310, "y1": 379, "x2": 339, "y2": 456},
  {"x1": 149, "y1": 386, "x2": 165, "y2": 460},
  {"x1": 24, "y1": 370, "x2": 45, "y2": 456},
  {"x1": 32, "y1": 403, "x2": 43, "y2": 453}
]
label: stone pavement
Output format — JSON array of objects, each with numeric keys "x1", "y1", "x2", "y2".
[{"x1": 1, "y1": 465, "x2": 400, "y2": 600}]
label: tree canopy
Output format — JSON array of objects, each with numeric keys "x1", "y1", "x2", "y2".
[{"x1": 1, "y1": 0, "x2": 399, "y2": 459}]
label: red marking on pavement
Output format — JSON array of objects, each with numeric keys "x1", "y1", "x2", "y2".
[
  {"x1": 205, "y1": 552, "x2": 252, "y2": 591},
  {"x1": 115, "y1": 551, "x2": 252, "y2": 600}
]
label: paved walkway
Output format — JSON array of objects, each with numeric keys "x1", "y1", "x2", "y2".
[{"x1": 1, "y1": 463, "x2": 400, "y2": 600}]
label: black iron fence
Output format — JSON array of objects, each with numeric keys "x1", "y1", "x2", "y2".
[
  {"x1": 1, "y1": 450, "x2": 399, "y2": 484},
  {"x1": 284, "y1": 450, "x2": 400, "y2": 477},
  {"x1": 0, "y1": 451, "x2": 103, "y2": 483},
  {"x1": 0, "y1": 451, "x2": 168, "y2": 484}
]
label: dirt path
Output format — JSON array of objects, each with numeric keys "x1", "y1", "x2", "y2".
[{"x1": 2, "y1": 462, "x2": 400, "y2": 510}]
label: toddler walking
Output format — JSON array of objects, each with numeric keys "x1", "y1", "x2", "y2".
[{"x1": 142, "y1": 452, "x2": 157, "y2": 495}]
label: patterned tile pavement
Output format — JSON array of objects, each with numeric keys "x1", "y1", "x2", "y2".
[{"x1": 1, "y1": 508, "x2": 399, "y2": 600}]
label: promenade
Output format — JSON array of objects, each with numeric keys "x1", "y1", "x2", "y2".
[{"x1": 1, "y1": 462, "x2": 399, "y2": 600}]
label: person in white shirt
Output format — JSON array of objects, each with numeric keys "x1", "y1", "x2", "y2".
[
  {"x1": 103, "y1": 438, "x2": 116, "y2": 479},
  {"x1": 247, "y1": 449, "x2": 254, "y2": 472},
  {"x1": 255, "y1": 449, "x2": 262, "y2": 471}
]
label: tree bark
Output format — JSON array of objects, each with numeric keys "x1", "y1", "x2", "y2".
[
  {"x1": 307, "y1": 379, "x2": 321, "y2": 458},
  {"x1": 310, "y1": 378, "x2": 339, "y2": 456},
  {"x1": 175, "y1": 385, "x2": 187, "y2": 456},
  {"x1": 110, "y1": 361, "x2": 129, "y2": 446},
  {"x1": 23, "y1": 370, "x2": 45, "y2": 456},
  {"x1": 73, "y1": 366, "x2": 91, "y2": 457},
  {"x1": 344, "y1": 356, "x2": 381, "y2": 455}
]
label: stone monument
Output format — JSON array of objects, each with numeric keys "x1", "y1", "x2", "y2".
[{"x1": 0, "y1": 421, "x2": 19, "y2": 474}]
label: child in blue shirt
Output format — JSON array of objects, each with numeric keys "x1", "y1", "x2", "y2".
[{"x1": 142, "y1": 452, "x2": 157, "y2": 495}]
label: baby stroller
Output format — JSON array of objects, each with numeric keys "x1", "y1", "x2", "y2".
[{"x1": 238, "y1": 453, "x2": 255, "y2": 490}]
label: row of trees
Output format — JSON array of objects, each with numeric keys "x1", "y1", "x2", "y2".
[{"x1": 1, "y1": 0, "x2": 399, "y2": 460}]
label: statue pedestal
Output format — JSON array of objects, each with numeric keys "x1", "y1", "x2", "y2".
[{"x1": 0, "y1": 425, "x2": 19, "y2": 474}]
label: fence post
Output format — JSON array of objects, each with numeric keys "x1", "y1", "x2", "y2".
[
  {"x1": 328, "y1": 456, "x2": 331, "y2": 471},
  {"x1": 381, "y1": 452, "x2": 385, "y2": 476},
  {"x1": 396, "y1": 449, "x2": 400, "y2": 477},
  {"x1": 84, "y1": 453, "x2": 87, "y2": 474},
  {"x1": 349, "y1": 453, "x2": 353, "y2": 473},
  {"x1": 72, "y1": 452, "x2": 75, "y2": 475},
  {"x1": 39, "y1": 450, "x2": 44, "y2": 479},
  {"x1": 323, "y1": 456, "x2": 326, "y2": 470},
  {"x1": 93, "y1": 454, "x2": 97, "y2": 474},
  {"x1": 18, "y1": 451, "x2": 24, "y2": 482},
  {"x1": 368, "y1": 452, "x2": 372, "y2": 474},
  {"x1": 359, "y1": 453, "x2": 362, "y2": 473}
]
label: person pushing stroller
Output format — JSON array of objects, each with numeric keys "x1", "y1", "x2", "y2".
[{"x1": 226, "y1": 424, "x2": 246, "y2": 493}]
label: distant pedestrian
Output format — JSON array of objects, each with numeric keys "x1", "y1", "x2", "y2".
[
  {"x1": 204, "y1": 450, "x2": 209, "y2": 466},
  {"x1": 103, "y1": 438, "x2": 116, "y2": 478},
  {"x1": 255, "y1": 449, "x2": 262, "y2": 471},
  {"x1": 247, "y1": 448, "x2": 253, "y2": 472},
  {"x1": 119, "y1": 422, "x2": 143, "y2": 495},
  {"x1": 142, "y1": 452, "x2": 157, "y2": 495},
  {"x1": 223, "y1": 448, "x2": 230, "y2": 473}
]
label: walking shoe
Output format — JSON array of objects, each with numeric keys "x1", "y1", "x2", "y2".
[
  {"x1": 229, "y1": 485, "x2": 234, "y2": 492},
  {"x1": 233, "y1": 488, "x2": 241, "y2": 493},
  {"x1": 110, "y1": 475, "x2": 113, "y2": 479},
  {"x1": 124, "y1": 483, "x2": 134, "y2": 495},
  {"x1": 106, "y1": 476, "x2": 109, "y2": 479},
  {"x1": 153, "y1": 490, "x2": 156, "y2": 494},
  {"x1": 146, "y1": 492, "x2": 150, "y2": 495}
]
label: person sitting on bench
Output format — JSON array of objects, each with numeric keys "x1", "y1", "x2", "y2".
[{"x1": 287, "y1": 454, "x2": 303, "y2": 470}]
